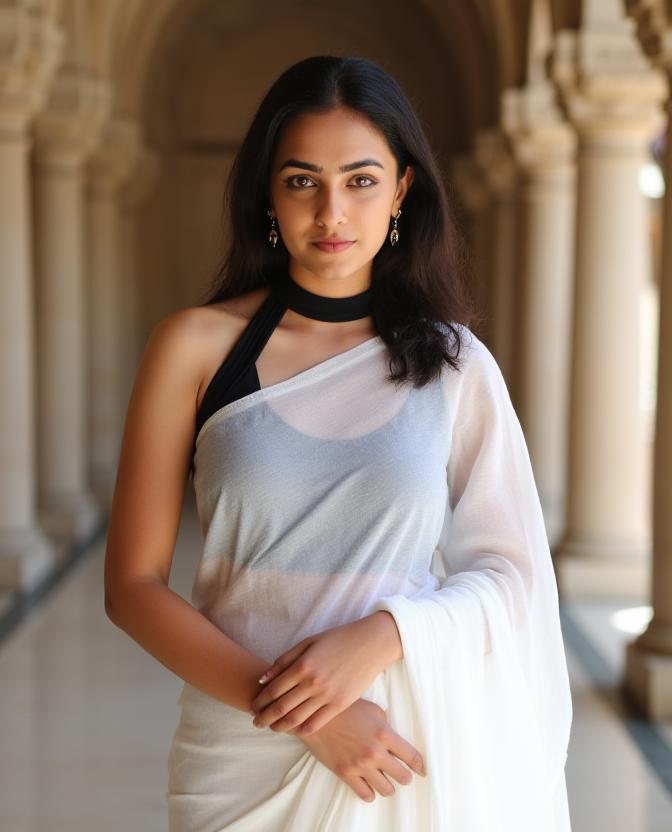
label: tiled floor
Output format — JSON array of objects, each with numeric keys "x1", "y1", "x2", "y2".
[
  {"x1": 1, "y1": 494, "x2": 671, "y2": 831},
  {"x1": 561, "y1": 606, "x2": 672, "y2": 830}
]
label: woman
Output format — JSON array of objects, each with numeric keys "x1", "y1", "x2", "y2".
[{"x1": 104, "y1": 55, "x2": 573, "y2": 831}]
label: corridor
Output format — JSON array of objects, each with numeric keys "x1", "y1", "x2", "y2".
[{"x1": 0, "y1": 494, "x2": 671, "y2": 831}]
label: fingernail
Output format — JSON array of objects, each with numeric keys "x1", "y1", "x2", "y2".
[
  {"x1": 258, "y1": 673, "x2": 268, "y2": 684},
  {"x1": 248, "y1": 708, "x2": 256, "y2": 716}
]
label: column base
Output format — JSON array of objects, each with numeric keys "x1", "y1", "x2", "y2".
[
  {"x1": 38, "y1": 490, "x2": 102, "y2": 545},
  {"x1": 623, "y1": 640, "x2": 672, "y2": 719},
  {"x1": 553, "y1": 535, "x2": 649, "y2": 601},
  {"x1": 555, "y1": 554, "x2": 649, "y2": 601},
  {"x1": 0, "y1": 525, "x2": 55, "y2": 592}
]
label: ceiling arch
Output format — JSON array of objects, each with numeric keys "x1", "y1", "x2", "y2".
[{"x1": 86, "y1": 0, "x2": 533, "y2": 150}]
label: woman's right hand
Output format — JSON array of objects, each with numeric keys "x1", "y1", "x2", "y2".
[{"x1": 289, "y1": 697, "x2": 426, "y2": 803}]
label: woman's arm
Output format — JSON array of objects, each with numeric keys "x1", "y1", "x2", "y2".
[
  {"x1": 104, "y1": 309, "x2": 266, "y2": 713},
  {"x1": 106, "y1": 578, "x2": 268, "y2": 712},
  {"x1": 368, "y1": 329, "x2": 573, "y2": 807}
]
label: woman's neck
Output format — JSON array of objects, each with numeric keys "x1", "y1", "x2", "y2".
[{"x1": 274, "y1": 268, "x2": 373, "y2": 323}]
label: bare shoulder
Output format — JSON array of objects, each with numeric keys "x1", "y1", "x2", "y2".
[
  {"x1": 164, "y1": 286, "x2": 273, "y2": 408},
  {"x1": 153, "y1": 286, "x2": 268, "y2": 344},
  {"x1": 104, "y1": 286, "x2": 270, "y2": 601}
]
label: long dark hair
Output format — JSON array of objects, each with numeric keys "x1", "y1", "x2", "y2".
[{"x1": 200, "y1": 55, "x2": 481, "y2": 386}]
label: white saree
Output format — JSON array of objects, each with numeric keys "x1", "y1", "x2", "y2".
[{"x1": 166, "y1": 323, "x2": 573, "y2": 831}]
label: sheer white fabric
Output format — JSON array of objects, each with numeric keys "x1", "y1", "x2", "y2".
[{"x1": 166, "y1": 324, "x2": 573, "y2": 831}]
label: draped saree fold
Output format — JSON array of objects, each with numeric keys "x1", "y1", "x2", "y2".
[{"x1": 166, "y1": 323, "x2": 573, "y2": 831}]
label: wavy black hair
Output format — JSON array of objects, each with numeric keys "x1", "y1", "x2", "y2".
[{"x1": 200, "y1": 55, "x2": 481, "y2": 386}]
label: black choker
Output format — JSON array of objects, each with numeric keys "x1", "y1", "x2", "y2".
[{"x1": 273, "y1": 271, "x2": 373, "y2": 322}]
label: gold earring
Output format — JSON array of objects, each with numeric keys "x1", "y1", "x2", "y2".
[
  {"x1": 267, "y1": 209, "x2": 278, "y2": 248},
  {"x1": 390, "y1": 208, "x2": 401, "y2": 246}
]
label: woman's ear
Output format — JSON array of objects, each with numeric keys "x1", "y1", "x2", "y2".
[{"x1": 394, "y1": 165, "x2": 415, "y2": 212}]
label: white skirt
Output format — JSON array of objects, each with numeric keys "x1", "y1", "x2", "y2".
[
  {"x1": 165, "y1": 674, "x2": 412, "y2": 831},
  {"x1": 166, "y1": 659, "x2": 570, "y2": 832}
]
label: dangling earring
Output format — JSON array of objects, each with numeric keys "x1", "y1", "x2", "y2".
[
  {"x1": 267, "y1": 209, "x2": 279, "y2": 248},
  {"x1": 389, "y1": 208, "x2": 402, "y2": 246}
]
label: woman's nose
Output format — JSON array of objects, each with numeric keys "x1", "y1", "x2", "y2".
[{"x1": 314, "y1": 186, "x2": 346, "y2": 227}]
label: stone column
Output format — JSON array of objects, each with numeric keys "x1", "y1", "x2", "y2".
[
  {"x1": 502, "y1": 84, "x2": 578, "y2": 549},
  {"x1": 551, "y1": 12, "x2": 667, "y2": 599},
  {"x1": 450, "y1": 155, "x2": 498, "y2": 349},
  {"x1": 0, "y1": 7, "x2": 62, "y2": 590},
  {"x1": 118, "y1": 147, "x2": 160, "y2": 409},
  {"x1": 32, "y1": 69, "x2": 110, "y2": 544},
  {"x1": 624, "y1": 94, "x2": 672, "y2": 717},
  {"x1": 86, "y1": 119, "x2": 140, "y2": 506},
  {"x1": 621, "y1": 0, "x2": 672, "y2": 718},
  {"x1": 473, "y1": 130, "x2": 519, "y2": 383}
]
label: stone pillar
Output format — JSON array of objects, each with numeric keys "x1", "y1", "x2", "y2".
[
  {"x1": 473, "y1": 130, "x2": 519, "y2": 383},
  {"x1": 621, "y1": 0, "x2": 672, "y2": 718},
  {"x1": 32, "y1": 69, "x2": 110, "y2": 544},
  {"x1": 0, "y1": 6, "x2": 62, "y2": 590},
  {"x1": 551, "y1": 12, "x2": 667, "y2": 599},
  {"x1": 502, "y1": 83, "x2": 578, "y2": 549},
  {"x1": 624, "y1": 94, "x2": 672, "y2": 717},
  {"x1": 118, "y1": 147, "x2": 160, "y2": 409},
  {"x1": 86, "y1": 119, "x2": 140, "y2": 506},
  {"x1": 450, "y1": 155, "x2": 497, "y2": 349}
]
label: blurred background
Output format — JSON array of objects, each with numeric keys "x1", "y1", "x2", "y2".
[{"x1": 0, "y1": 0, "x2": 671, "y2": 829}]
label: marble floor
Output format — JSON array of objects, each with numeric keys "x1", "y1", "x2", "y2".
[{"x1": 0, "y1": 493, "x2": 671, "y2": 831}]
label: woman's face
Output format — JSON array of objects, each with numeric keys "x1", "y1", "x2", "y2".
[{"x1": 269, "y1": 106, "x2": 414, "y2": 292}]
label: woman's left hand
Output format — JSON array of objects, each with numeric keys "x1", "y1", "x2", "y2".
[{"x1": 249, "y1": 612, "x2": 402, "y2": 737}]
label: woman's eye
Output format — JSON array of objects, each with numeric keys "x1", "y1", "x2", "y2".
[
  {"x1": 285, "y1": 175, "x2": 315, "y2": 189},
  {"x1": 351, "y1": 175, "x2": 376, "y2": 187},
  {"x1": 284, "y1": 174, "x2": 377, "y2": 189}
]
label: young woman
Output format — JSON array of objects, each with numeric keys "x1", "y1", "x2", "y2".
[{"x1": 104, "y1": 55, "x2": 573, "y2": 831}]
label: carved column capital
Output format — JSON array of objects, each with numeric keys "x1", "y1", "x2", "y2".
[
  {"x1": 473, "y1": 128, "x2": 518, "y2": 198},
  {"x1": 87, "y1": 117, "x2": 141, "y2": 195},
  {"x1": 502, "y1": 83, "x2": 577, "y2": 175},
  {"x1": 551, "y1": 21, "x2": 668, "y2": 150},
  {"x1": 0, "y1": 2, "x2": 63, "y2": 138},
  {"x1": 33, "y1": 69, "x2": 111, "y2": 168},
  {"x1": 625, "y1": 1, "x2": 672, "y2": 72}
]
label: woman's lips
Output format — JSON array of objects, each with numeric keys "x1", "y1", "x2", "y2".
[{"x1": 312, "y1": 240, "x2": 355, "y2": 253}]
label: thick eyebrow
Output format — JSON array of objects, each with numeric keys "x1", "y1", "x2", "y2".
[{"x1": 278, "y1": 157, "x2": 384, "y2": 173}]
